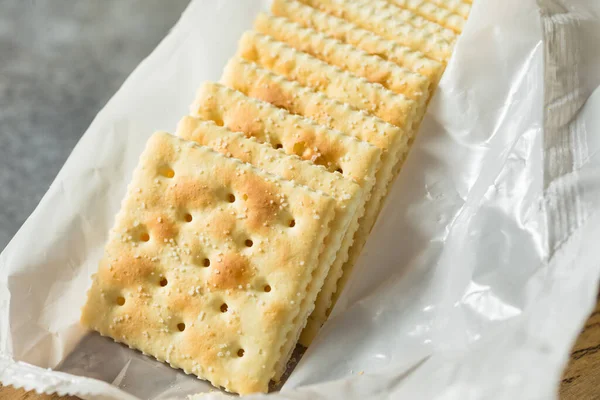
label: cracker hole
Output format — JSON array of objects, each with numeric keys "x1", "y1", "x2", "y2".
[
  {"x1": 288, "y1": 219, "x2": 296, "y2": 228},
  {"x1": 245, "y1": 239, "x2": 253, "y2": 248},
  {"x1": 237, "y1": 349, "x2": 245, "y2": 357},
  {"x1": 116, "y1": 296, "x2": 126, "y2": 306},
  {"x1": 275, "y1": 143, "x2": 283, "y2": 149},
  {"x1": 177, "y1": 322, "x2": 186, "y2": 332},
  {"x1": 264, "y1": 285, "x2": 271, "y2": 293},
  {"x1": 140, "y1": 232, "x2": 150, "y2": 242},
  {"x1": 159, "y1": 278, "x2": 168, "y2": 287},
  {"x1": 220, "y1": 303, "x2": 228, "y2": 313},
  {"x1": 227, "y1": 193, "x2": 236, "y2": 203},
  {"x1": 158, "y1": 166, "x2": 175, "y2": 178},
  {"x1": 336, "y1": 167, "x2": 343, "y2": 174},
  {"x1": 203, "y1": 258, "x2": 211, "y2": 267},
  {"x1": 184, "y1": 213, "x2": 193, "y2": 223},
  {"x1": 293, "y1": 141, "x2": 306, "y2": 156}
]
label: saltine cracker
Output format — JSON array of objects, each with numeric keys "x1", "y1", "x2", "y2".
[
  {"x1": 190, "y1": 82, "x2": 383, "y2": 349},
  {"x1": 254, "y1": 12, "x2": 432, "y2": 107},
  {"x1": 176, "y1": 116, "x2": 364, "y2": 369},
  {"x1": 221, "y1": 59, "x2": 411, "y2": 344},
  {"x1": 428, "y1": 0, "x2": 471, "y2": 18},
  {"x1": 81, "y1": 132, "x2": 336, "y2": 394},
  {"x1": 387, "y1": 0, "x2": 466, "y2": 33},
  {"x1": 271, "y1": 0, "x2": 445, "y2": 88},
  {"x1": 237, "y1": 31, "x2": 419, "y2": 130},
  {"x1": 298, "y1": 0, "x2": 454, "y2": 62},
  {"x1": 190, "y1": 82, "x2": 382, "y2": 190}
]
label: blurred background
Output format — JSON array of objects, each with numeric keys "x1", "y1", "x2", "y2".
[{"x1": 0, "y1": 0, "x2": 189, "y2": 249}]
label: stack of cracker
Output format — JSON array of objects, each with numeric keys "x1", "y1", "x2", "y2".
[{"x1": 81, "y1": 0, "x2": 471, "y2": 395}]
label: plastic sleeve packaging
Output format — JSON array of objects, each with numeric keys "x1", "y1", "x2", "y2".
[{"x1": 0, "y1": 0, "x2": 599, "y2": 399}]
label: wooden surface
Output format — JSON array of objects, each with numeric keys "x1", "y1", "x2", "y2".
[
  {"x1": 1, "y1": 297, "x2": 598, "y2": 400},
  {"x1": 560, "y1": 294, "x2": 600, "y2": 400}
]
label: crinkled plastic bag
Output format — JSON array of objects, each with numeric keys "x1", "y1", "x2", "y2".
[{"x1": 1, "y1": 0, "x2": 599, "y2": 399}]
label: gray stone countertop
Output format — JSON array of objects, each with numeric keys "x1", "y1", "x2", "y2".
[{"x1": 0, "y1": 0, "x2": 190, "y2": 249}]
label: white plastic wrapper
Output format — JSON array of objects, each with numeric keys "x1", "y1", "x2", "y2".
[{"x1": 1, "y1": 0, "x2": 599, "y2": 399}]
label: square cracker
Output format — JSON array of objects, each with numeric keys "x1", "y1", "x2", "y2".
[
  {"x1": 190, "y1": 82, "x2": 382, "y2": 348},
  {"x1": 271, "y1": 0, "x2": 445, "y2": 88},
  {"x1": 358, "y1": 0, "x2": 459, "y2": 42},
  {"x1": 236, "y1": 31, "x2": 419, "y2": 130},
  {"x1": 297, "y1": 0, "x2": 454, "y2": 62},
  {"x1": 254, "y1": 13, "x2": 433, "y2": 107},
  {"x1": 190, "y1": 82, "x2": 382, "y2": 193},
  {"x1": 221, "y1": 58, "x2": 411, "y2": 344},
  {"x1": 428, "y1": 0, "x2": 472, "y2": 19},
  {"x1": 175, "y1": 116, "x2": 364, "y2": 375},
  {"x1": 387, "y1": 0, "x2": 467, "y2": 33},
  {"x1": 81, "y1": 132, "x2": 337, "y2": 394}
]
